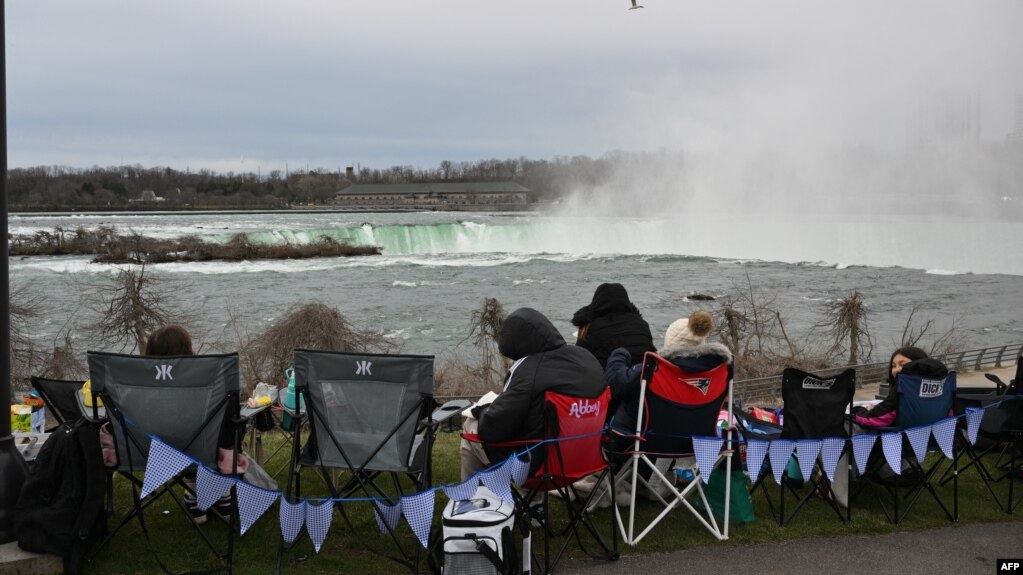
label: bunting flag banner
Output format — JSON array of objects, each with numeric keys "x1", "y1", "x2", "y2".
[
  {"x1": 141, "y1": 437, "x2": 193, "y2": 499},
  {"x1": 746, "y1": 439, "x2": 769, "y2": 480},
  {"x1": 441, "y1": 478, "x2": 479, "y2": 503},
  {"x1": 795, "y1": 440, "x2": 821, "y2": 483},
  {"x1": 305, "y1": 501, "x2": 333, "y2": 553},
  {"x1": 373, "y1": 500, "x2": 403, "y2": 535},
  {"x1": 904, "y1": 426, "x2": 931, "y2": 464},
  {"x1": 508, "y1": 454, "x2": 530, "y2": 487},
  {"x1": 965, "y1": 407, "x2": 983, "y2": 445},
  {"x1": 851, "y1": 434, "x2": 876, "y2": 476},
  {"x1": 196, "y1": 466, "x2": 238, "y2": 511},
  {"x1": 237, "y1": 481, "x2": 280, "y2": 535},
  {"x1": 280, "y1": 498, "x2": 307, "y2": 544},
  {"x1": 931, "y1": 418, "x2": 956, "y2": 460},
  {"x1": 768, "y1": 439, "x2": 796, "y2": 485},
  {"x1": 401, "y1": 490, "x2": 435, "y2": 548},
  {"x1": 692, "y1": 436, "x2": 724, "y2": 484},
  {"x1": 820, "y1": 437, "x2": 846, "y2": 483},
  {"x1": 881, "y1": 432, "x2": 903, "y2": 476},
  {"x1": 481, "y1": 462, "x2": 514, "y2": 504}
]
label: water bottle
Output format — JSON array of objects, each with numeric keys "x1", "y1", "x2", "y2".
[{"x1": 281, "y1": 367, "x2": 299, "y2": 431}]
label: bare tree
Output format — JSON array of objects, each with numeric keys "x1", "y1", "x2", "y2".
[
  {"x1": 897, "y1": 304, "x2": 965, "y2": 357},
  {"x1": 817, "y1": 291, "x2": 874, "y2": 365},
  {"x1": 10, "y1": 284, "x2": 46, "y2": 388},
  {"x1": 87, "y1": 263, "x2": 179, "y2": 353}
]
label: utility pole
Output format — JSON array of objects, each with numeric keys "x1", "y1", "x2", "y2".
[{"x1": 0, "y1": 0, "x2": 29, "y2": 544}]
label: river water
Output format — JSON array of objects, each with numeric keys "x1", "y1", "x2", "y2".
[{"x1": 9, "y1": 210, "x2": 1023, "y2": 360}]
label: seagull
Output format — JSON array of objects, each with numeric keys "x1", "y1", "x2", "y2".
[{"x1": 629, "y1": 0, "x2": 644, "y2": 9}]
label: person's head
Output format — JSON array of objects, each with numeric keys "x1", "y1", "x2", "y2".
[
  {"x1": 661, "y1": 311, "x2": 714, "y2": 352},
  {"x1": 887, "y1": 346, "x2": 928, "y2": 384},
  {"x1": 571, "y1": 283, "x2": 640, "y2": 327},
  {"x1": 144, "y1": 325, "x2": 195, "y2": 356},
  {"x1": 498, "y1": 308, "x2": 565, "y2": 360}
]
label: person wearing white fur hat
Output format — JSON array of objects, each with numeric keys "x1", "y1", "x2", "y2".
[{"x1": 604, "y1": 310, "x2": 733, "y2": 501}]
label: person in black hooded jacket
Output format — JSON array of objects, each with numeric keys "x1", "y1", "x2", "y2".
[
  {"x1": 459, "y1": 307, "x2": 607, "y2": 479},
  {"x1": 571, "y1": 283, "x2": 655, "y2": 369}
]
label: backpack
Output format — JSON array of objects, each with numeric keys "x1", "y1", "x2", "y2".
[
  {"x1": 15, "y1": 419, "x2": 108, "y2": 575},
  {"x1": 430, "y1": 486, "x2": 521, "y2": 575}
]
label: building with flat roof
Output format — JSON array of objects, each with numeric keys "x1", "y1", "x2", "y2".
[{"x1": 334, "y1": 182, "x2": 531, "y2": 211}]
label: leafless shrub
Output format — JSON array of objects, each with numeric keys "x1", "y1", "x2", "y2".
[
  {"x1": 86, "y1": 263, "x2": 189, "y2": 353},
  {"x1": 816, "y1": 290, "x2": 874, "y2": 365},
  {"x1": 241, "y1": 302, "x2": 393, "y2": 391},
  {"x1": 39, "y1": 328, "x2": 87, "y2": 380},
  {"x1": 897, "y1": 304, "x2": 966, "y2": 357}
]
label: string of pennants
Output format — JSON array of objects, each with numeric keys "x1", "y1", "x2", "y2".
[{"x1": 135, "y1": 399, "x2": 1008, "y2": 553}]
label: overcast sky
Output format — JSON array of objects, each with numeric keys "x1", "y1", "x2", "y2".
[{"x1": 7, "y1": 1, "x2": 1023, "y2": 174}]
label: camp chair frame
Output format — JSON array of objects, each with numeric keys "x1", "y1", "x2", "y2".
[
  {"x1": 29, "y1": 376, "x2": 86, "y2": 429},
  {"x1": 609, "y1": 352, "x2": 735, "y2": 545},
  {"x1": 750, "y1": 368, "x2": 855, "y2": 526},
  {"x1": 851, "y1": 371, "x2": 959, "y2": 525},
  {"x1": 277, "y1": 349, "x2": 458, "y2": 574},
  {"x1": 86, "y1": 351, "x2": 244, "y2": 575},
  {"x1": 464, "y1": 387, "x2": 619, "y2": 575}
]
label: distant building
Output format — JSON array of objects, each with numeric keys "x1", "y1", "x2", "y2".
[
  {"x1": 333, "y1": 182, "x2": 531, "y2": 211},
  {"x1": 128, "y1": 190, "x2": 165, "y2": 203}
]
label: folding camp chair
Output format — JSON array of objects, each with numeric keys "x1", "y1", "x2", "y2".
[
  {"x1": 851, "y1": 370, "x2": 958, "y2": 524},
  {"x1": 29, "y1": 376, "x2": 85, "y2": 429},
  {"x1": 748, "y1": 368, "x2": 855, "y2": 526},
  {"x1": 86, "y1": 351, "x2": 243, "y2": 574},
  {"x1": 464, "y1": 387, "x2": 618, "y2": 575},
  {"x1": 949, "y1": 357, "x2": 1023, "y2": 513},
  {"x1": 609, "y1": 352, "x2": 734, "y2": 545},
  {"x1": 279, "y1": 349, "x2": 462, "y2": 573}
]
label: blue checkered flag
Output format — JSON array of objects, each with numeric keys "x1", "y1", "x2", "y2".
[
  {"x1": 507, "y1": 453, "x2": 530, "y2": 487},
  {"x1": 795, "y1": 440, "x2": 821, "y2": 483},
  {"x1": 931, "y1": 418, "x2": 956, "y2": 459},
  {"x1": 373, "y1": 499, "x2": 402, "y2": 535},
  {"x1": 196, "y1": 466, "x2": 237, "y2": 511},
  {"x1": 851, "y1": 434, "x2": 876, "y2": 476},
  {"x1": 693, "y1": 436, "x2": 724, "y2": 484},
  {"x1": 236, "y1": 481, "x2": 280, "y2": 535},
  {"x1": 820, "y1": 438, "x2": 845, "y2": 482},
  {"x1": 881, "y1": 432, "x2": 903, "y2": 475},
  {"x1": 965, "y1": 407, "x2": 983, "y2": 445},
  {"x1": 441, "y1": 478, "x2": 479, "y2": 502},
  {"x1": 904, "y1": 425, "x2": 930, "y2": 464},
  {"x1": 141, "y1": 437, "x2": 192, "y2": 499},
  {"x1": 768, "y1": 439, "x2": 796, "y2": 485},
  {"x1": 400, "y1": 490, "x2": 435, "y2": 548},
  {"x1": 746, "y1": 438, "x2": 769, "y2": 480},
  {"x1": 279, "y1": 498, "x2": 307, "y2": 544},
  {"x1": 305, "y1": 501, "x2": 333, "y2": 553},
  {"x1": 481, "y1": 462, "x2": 514, "y2": 503}
]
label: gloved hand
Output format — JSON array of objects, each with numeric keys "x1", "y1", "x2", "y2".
[
  {"x1": 471, "y1": 404, "x2": 489, "y2": 420},
  {"x1": 851, "y1": 405, "x2": 868, "y2": 417}
]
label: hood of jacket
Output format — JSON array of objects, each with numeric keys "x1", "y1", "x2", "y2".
[
  {"x1": 499, "y1": 308, "x2": 566, "y2": 360},
  {"x1": 657, "y1": 341, "x2": 733, "y2": 365},
  {"x1": 571, "y1": 283, "x2": 641, "y2": 327},
  {"x1": 900, "y1": 357, "x2": 949, "y2": 379}
]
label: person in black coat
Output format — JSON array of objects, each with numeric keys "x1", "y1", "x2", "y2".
[
  {"x1": 571, "y1": 283, "x2": 656, "y2": 369},
  {"x1": 459, "y1": 308, "x2": 607, "y2": 479}
]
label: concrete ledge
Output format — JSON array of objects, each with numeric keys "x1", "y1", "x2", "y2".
[{"x1": 0, "y1": 542, "x2": 62, "y2": 575}]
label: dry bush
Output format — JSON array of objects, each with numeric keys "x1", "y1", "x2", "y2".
[
  {"x1": 897, "y1": 304, "x2": 966, "y2": 357},
  {"x1": 241, "y1": 302, "x2": 394, "y2": 391},
  {"x1": 816, "y1": 290, "x2": 874, "y2": 365},
  {"x1": 435, "y1": 298, "x2": 508, "y2": 398}
]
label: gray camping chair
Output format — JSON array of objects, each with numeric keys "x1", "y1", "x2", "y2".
[
  {"x1": 86, "y1": 351, "x2": 242, "y2": 574},
  {"x1": 29, "y1": 376, "x2": 85, "y2": 429},
  {"x1": 278, "y1": 349, "x2": 465, "y2": 573}
]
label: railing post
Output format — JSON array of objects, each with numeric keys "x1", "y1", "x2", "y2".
[
  {"x1": 974, "y1": 348, "x2": 984, "y2": 371},
  {"x1": 996, "y1": 346, "x2": 1007, "y2": 368}
]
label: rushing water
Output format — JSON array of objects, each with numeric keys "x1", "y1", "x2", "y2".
[{"x1": 9, "y1": 210, "x2": 1023, "y2": 360}]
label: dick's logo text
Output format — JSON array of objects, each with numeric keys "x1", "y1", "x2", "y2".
[
  {"x1": 568, "y1": 399, "x2": 601, "y2": 419},
  {"x1": 919, "y1": 378, "x2": 944, "y2": 398}
]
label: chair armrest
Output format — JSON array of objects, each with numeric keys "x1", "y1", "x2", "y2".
[{"x1": 432, "y1": 399, "x2": 472, "y2": 425}]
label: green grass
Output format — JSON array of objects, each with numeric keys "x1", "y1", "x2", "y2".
[{"x1": 87, "y1": 431, "x2": 1023, "y2": 574}]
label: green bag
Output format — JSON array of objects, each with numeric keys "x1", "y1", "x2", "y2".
[{"x1": 700, "y1": 467, "x2": 755, "y2": 523}]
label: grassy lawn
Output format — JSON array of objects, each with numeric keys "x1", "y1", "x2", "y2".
[{"x1": 87, "y1": 429, "x2": 1023, "y2": 574}]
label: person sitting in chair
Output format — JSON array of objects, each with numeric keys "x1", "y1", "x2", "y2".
[
  {"x1": 853, "y1": 346, "x2": 945, "y2": 429},
  {"x1": 571, "y1": 282, "x2": 655, "y2": 369},
  {"x1": 459, "y1": 308, "x2": 607, "y2": 480}
]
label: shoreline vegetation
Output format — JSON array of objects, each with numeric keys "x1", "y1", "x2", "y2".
[{"x1": 8, "y1": 226, "x2": 381, "y2": 263}]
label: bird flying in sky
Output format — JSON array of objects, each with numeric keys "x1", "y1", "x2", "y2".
[{"x1": 629, "y1": 0, "x2": 644, "y2": 9}]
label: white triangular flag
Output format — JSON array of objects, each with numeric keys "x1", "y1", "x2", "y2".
[
  {"x1": 441, "y1": 478, "x2": 479, "y2": 502},
  {"x1": 400, "y1": 490, "x2": 435, "y2": 548},
  {"x1": 795, "y1": 440, "x2": 821, "y2": 483},
  {"x1": 236, "y1": 481, "x2": 280, "y2": 535},
  {"x1": 768, "y1": 439, "x2": 796, "y2": 485},
  {"x1": 820, "y1": 437, "x2": 846, "y2": 483},
  {"x1": 196, "y1": 466, "x2": 237, "y2": 511},
  {"x1": 692, "y1": 436, "x2": 724, "y2": 484},
  {"x1": 373, "y1": 500, "x2": 402, "y2": 535},
  {"x1": 279, "y1": 498, "x2": 307, "y2": 544},
  {"x1": 141, "y1": 437, "x2": 192, "y2": 499},
  {"x1": 745, "y1": 439, "x2": 769, "y2": 480},
  {"x1": 481, "y1": 462, "x2": 514, "y2": 504},
  {"x1": 881, "y1": 432, "x2": 903, "y2": 476},
  {"x1": 508, "y1": 454, "x2": 530, "y2": 487},
  {"x1": 965, "y1": 407, "x2": 984, "y2": 445},
  {"x1": 931, "y1": 418, "x2": 956, "y2": 460},
  {"x1": 305, "y1": 501, "x2": 333, "y2": 553},
  {"x1": 904, "y1": 426, "x2": 931, "y2": 464},
  {"x1": 851, "y1": 434, "x2": 876, "y2": 476}
]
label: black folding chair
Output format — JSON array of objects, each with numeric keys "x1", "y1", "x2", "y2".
[
  {"x1": 29, "y1": 376, "x2": 85, "y2": 429},
  {"x1": 278, "y1": 349, "x2": 461, "y2": 573},
  {"x1": 87, "y1": 351, "x2": 243, "y2": 574},
  {"x1": 749, "y1": 368, "x2": 855, "y2": 526},
  {"x1": 851, "y1": 371, "x2": 959, "y2": 524}
]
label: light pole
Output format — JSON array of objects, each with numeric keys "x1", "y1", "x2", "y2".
[{"x1": 0, "y1": 0, "x2": 29, "y2": 545}]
